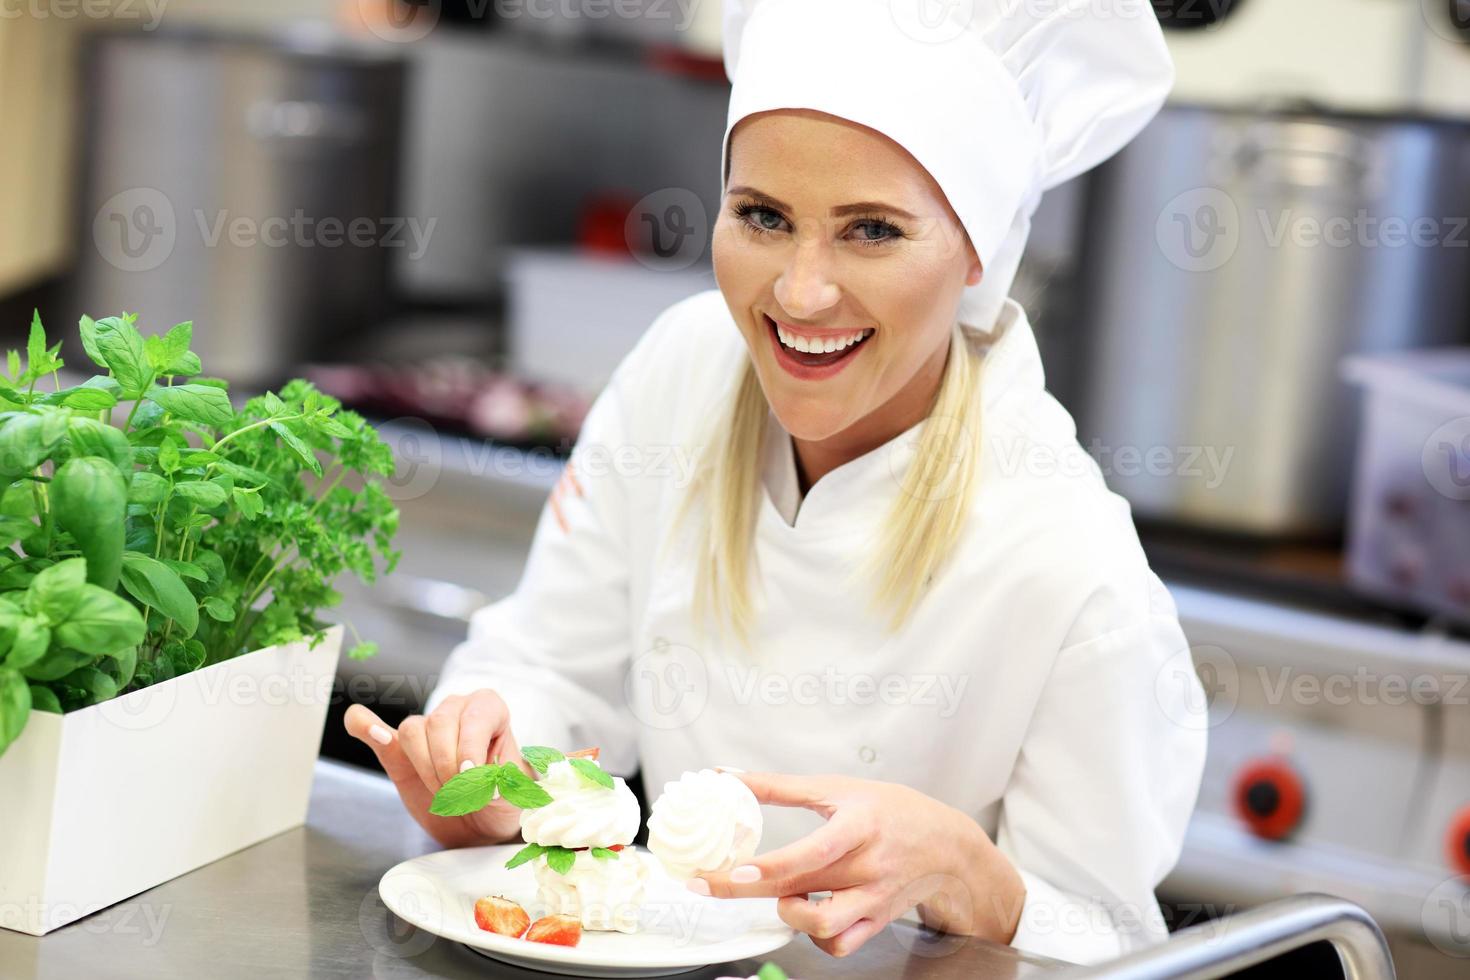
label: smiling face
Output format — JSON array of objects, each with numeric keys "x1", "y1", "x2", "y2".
[{"x1": 712, "y1": 109, "x2": 982, "y2": 453}]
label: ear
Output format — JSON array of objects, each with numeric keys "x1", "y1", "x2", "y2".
[{"x1": 965, "y1": 254, "x2": 984, "y2": 287}]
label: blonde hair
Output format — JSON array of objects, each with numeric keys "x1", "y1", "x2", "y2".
[{"x1": 675, "y1": 322, "x2": 986, "y2": 645}]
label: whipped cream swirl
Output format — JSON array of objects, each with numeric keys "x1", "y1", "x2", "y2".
[
  {"x1": 532, "y1": 849, "x2": 649, "y2": 933},
  {"x1": 519, "y1": 759, "x2": 641, "y2": 848},
  {"x1": 647, "y1": 769, "x2": 762, "y2": 880}
]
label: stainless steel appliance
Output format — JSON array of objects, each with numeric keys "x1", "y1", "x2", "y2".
[
  {"x1": 1074, "y1": 105, "x2": 1470, "y2": 538},
  {"x1": 72, "y1": 27, "x2": 406, "y2": 385}
]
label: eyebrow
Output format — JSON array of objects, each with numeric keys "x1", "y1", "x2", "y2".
[{"x1": 725, "y1": 185, "x2": 919, "y2": 221}]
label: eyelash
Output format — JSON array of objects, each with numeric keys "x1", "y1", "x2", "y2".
[{"x1": 729, "y1": 201, "x2": 908, "y2": 247}]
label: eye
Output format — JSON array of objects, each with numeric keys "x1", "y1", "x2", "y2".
[
  {"x1": 730, "y1": 201, "x2": 788, "y2": 236},
  {"x1": 847, "y1": 217, "x2": 905, "y2": 246}
]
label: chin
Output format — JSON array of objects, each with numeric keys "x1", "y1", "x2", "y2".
[{"x1": 766, "y1": 396, "x2": 852, "y2": 443}]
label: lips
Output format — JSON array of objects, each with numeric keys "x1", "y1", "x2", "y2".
[{"x1": 762, "y1": 314, "x2": 872, "y2": 381}]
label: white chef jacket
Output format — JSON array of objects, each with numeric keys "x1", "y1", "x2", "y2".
[{"x1": 425, "y1": 289, "x2": 1207, "y2": 965}]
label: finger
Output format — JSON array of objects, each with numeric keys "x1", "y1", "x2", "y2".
[
  {"x1": 425, "y1": 697, "x2": 468, "y2": 786},
  {"x1": 396, "y1": 714, "x2": 442, "y2": 793},
  {"x1": 456, "y1": 690, "x2": 510, "y2": 771},
  {"x1": 813, "y1": 915, "x2": 885, "y2": 958},
  {"x1": 700, "y1": 817, "x2": 864, "y2": 899},
  {"x1": 736, "y1": 771, "x2": 838, "y2": 814},
  {"x1": 778, "y1": 887, "x2": 873, "y2": 942},
  {"x1": 344, "y1": 703, "x2": 420, "y2": 792}
]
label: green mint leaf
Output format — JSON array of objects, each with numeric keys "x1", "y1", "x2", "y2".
[
  {"x1": 496, "y1": 764, "x2": 554, "y2": 809},
  {"x1": 0, "y1": 667, "x2": 32, "y2": 754},
  {"x1": 201, "y1": 596, "x2": 235, "y2": 623},
  {"x1": 269, "y1": 420, "x2": 322, "y2": 476},
  {"x1": 521, "y1": 745, "x2": 565, "y2": 774},
  {"x1": 347, "y1": 641, "x2": 378, "y2": 660},
  {"x1": 119, "y1": 553, "x2": 200, "y2": 637},
  {"x1": 92, "y1": 315, "x2": 152, "y2": 398},
  {"x1": 589, "y1": 847, "x2": 620, "y2": 862},
  {"x1": 569, "y1": 757, "x2": 614, "y2": 790},
  {"x1": 173, "y1": 480, "x2": 228, "y2": 509},
  {"x1": 545, "y1": 846, "x2": 576, "y2": 876},
  {"x1": 144, "y1": 383, "x2": 234, "y2": 428},
  {"x1": 504, "y1": 843, "x2": 547, "y2": 870},
  {"x1": 429, "y1": 765, "x2": 499, "y2": 817},
  {"x1": 26, "y1": 310, "x2": 45, "y2": 376},
  {"x1": 755, "y1": 963, "x2": 789, "y2": 980},
  {"x1": 78, "y1": 315, "x2": 107, "y2": 369}
]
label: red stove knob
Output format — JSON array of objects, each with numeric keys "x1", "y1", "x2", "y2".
[
  {"x1": 1447, "y1": 805, "x2": 1470, "y2": 877},
  {"x1": 1232, "y1": 757, "x2": 1306, "y2": 841}
]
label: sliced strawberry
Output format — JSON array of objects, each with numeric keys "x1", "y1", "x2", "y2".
[
  {"x1": 607, "y1": 844, "x2": 624, "y2": 851},
  {"x1": 473, "y1": 895, "x2": 530, "y2": 938},
  {"x1": 525, "y1": 913, "x2": 582, "y2": 947},
  {"x1": 566, "y1": 747, "x2": 600, "y2": 761}
]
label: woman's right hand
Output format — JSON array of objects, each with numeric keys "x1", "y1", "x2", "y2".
[{"x1": 344, "y1": 690, "x2": 531, "y2": 848}]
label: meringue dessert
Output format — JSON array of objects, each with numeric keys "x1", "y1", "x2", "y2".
[
  {"x1": 512, "y1": 748, "x2": 648, "y2": 934},
  {"x1": 647, "y1": 768, "x2": 763, "y2": 880}
]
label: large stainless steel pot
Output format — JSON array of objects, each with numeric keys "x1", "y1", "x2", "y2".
[
  {"x1": 71, "y1": 28, "x2": 405, "y2": 386},
  {"x1": 1073, "y1": 104, "x2": 1470, "y2": 538}
]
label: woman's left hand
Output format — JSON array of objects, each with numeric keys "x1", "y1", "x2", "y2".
[{"x1": 690, "y1": 772, "x2": 1025, "y2": 958}]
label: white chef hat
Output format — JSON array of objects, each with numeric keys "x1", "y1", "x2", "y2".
[{"x1": 720, "y1": 0, "x2": 1174, "y2": 333}]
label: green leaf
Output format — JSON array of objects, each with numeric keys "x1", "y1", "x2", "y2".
[
  {"x1": 27, "y1": 683, "x2": 61, "y2": 714},
  {"x1": 569, "y1": 757, "x2": 614, "y2": 790},
  {"x1": 78, "y1": 315, "x2": 107, "y2": 369},
  {"x1": 504, "y1": 843, "x2": 547, "y2": 870},
  {"x1": 0, "y1": 667, "x2": 31, "y2": 753},
  {"x1": 120, "y1": 553, "x2": 199, "y2": 637},
  {"x1": 25, "y1": 557, "x2": 87, "y2": 625},
  {"x1": 60, "y1": 665, "x2": 117, "y2": 705},
  {"x1": 755, "y1": 963, "x2": 789, "y2": 980},
  {"x1": 163, "y1": 559, "x2": 207, "y2": 582},
  {"x1": 589, "y1": 847, "x2": 620, "y2": 861},
  {"x1": 51, "y1": 456, "x2": 127, "y2": 590},
  {"x1": 127, "y1": 471, "x2": 171, "y2": 505},
  {"x1": 26, "y1": 311, "x2": 46, "y2": 374},
  {"x1": 43, "y1": 386, "x2": 118, "y2": 411},
  {"x1": 269, "y1": 420, "x2": 322, "y2": 476},
  {"x1": 3, "y1": 617, "x2": 51, "y2": 670},
  {"x1": 54, "y1": 584, "x2": 147, "y2": 656},
  {"x1": 201, "y1": 596, "x2": 235, "y2": 623},
  {"x1": 521, "y1": 745, "x2": 565, "y2": 774},
  {"x1": 428, "y1": 765, "x2": 500, "y2": 816},
  {"x1": 347, "y1": 641, "x2": 378, "y2": 660},
  {"x1": 174, "y1": 480, "x2": 227, "y2": 509},
  {"x1": 68, "y1": 417, "x2": 133, "y2": 471},
  {"x1": 20, "y1": 646, "x2": 90, "y2": 682},
  {"x1": 144, "y1": 384, "x2": 234, "y2": 428},
  {"x1": 101, "y1": 642, "x2": 137, "y2": 690},
  {"x1": 93, "y1": 316, "x2": 152, "y2": 398},
  {"x1": 545, "y1": 846, "x2": 576, "y2": 876},
  {"x1": 0, "y1": 413, "x2": 65, "y2": 477},
  {"x1": 232, "y1": 488, "x2": 264, "y2": 520},
  {"x1": 6, "y1": 350, "x2": 18, "y2": 381},
  {"x1": 496, "y1": 765, "x2": 555, "y2": 809}
]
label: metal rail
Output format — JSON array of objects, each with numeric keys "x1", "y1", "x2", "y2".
[{"x1": 1062, "y1": 893, "x2": 1395, "y2": 980}]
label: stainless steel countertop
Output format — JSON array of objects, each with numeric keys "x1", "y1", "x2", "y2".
[{"x1": 0, "y1": 761, "x2": 1067, "y2": 979}]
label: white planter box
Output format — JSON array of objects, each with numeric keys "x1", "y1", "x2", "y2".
[{"x1": 0, "y1": 626, "x2": 342, "y2": 936}]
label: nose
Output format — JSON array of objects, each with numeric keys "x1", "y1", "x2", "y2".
[{"x1": 773, "y1": 238, "x2": 840, "y2": 320}]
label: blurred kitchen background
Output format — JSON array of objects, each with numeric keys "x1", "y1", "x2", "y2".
[{"x1": 4, "y1": 0, "x2": 1470, "y2": 975}]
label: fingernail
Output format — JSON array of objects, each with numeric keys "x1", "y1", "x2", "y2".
[
  {"x1": 685, "y1": 877, "x2": 711, "y2": 896},
  {"x1": 460, "y1": 760, "x2": 475, "y2": 773},
  {"x1": 368, "y1": 725, "x2": 392, "y2": 746},
  {"x1": 730, "y1": 865, "x2": 761, "y2": 883}
]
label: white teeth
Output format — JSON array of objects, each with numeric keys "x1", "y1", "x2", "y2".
[{"x1": 773, "y1": 321, "x2": 869, "y2": 355}]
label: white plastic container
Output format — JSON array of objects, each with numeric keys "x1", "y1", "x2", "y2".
[
  {"x1": 1342, "y1": 350, "x2": 1470, "y2": 624},
  {"x1": 0, "y1": 627, "x2": 342, "y2": 936}
]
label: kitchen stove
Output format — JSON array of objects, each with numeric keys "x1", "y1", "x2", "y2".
[{"x1": 1143, "y1": 524, "x2": 1470, "y2": 975}]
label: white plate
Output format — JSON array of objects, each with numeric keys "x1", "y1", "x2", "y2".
[{"x1": 378, "y1": 844, "x2": 794, "y2": 977}]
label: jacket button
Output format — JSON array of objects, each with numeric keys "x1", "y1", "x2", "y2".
[{"x1": 858, "y1": 746, "x2": 876, "y2": 764}]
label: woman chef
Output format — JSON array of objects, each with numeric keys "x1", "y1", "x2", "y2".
[{"x1": 346, "y1": 0, "x2": 1207, "y2": 965}]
